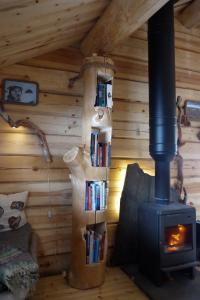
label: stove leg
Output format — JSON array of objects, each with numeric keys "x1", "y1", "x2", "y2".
[
  {"x1": 190, "y1": 267, "x2": 196, "y2": 280},
  {"x1": 154, "y1": 270, "x2": 163, "y2": 286},
  {"x1": 185, "y1": 266, "x2": 196, "y2": 280}
]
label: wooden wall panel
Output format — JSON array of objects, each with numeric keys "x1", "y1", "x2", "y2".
[{"x1": 0, "y1": 20, "x2": 200, "y2": 275}]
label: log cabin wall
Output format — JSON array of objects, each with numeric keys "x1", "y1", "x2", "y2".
[{"x1": 0, "y1": 19, "x2": 200, "y2": 276}]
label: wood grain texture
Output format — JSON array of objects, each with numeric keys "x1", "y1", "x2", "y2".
[
  {"x1": 81, "y1": 0, "x2": 169, "y2": 55},
  {"x1": 178, "y1": 0, "x2": 200, "y2": 29},
  {"x1": 0, "y1": 0, "x2": 110, "y2": 67},
  {"x1": 31, "y1": 267, "x2": 148, "y2": 299},
  {"x1": 1, "y1": 18, "x2": 200, "y2": 276}
]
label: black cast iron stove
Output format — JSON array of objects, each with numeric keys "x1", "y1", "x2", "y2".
[{"x1": 138, "y1": 1, "x2": 197, "y2": 285}]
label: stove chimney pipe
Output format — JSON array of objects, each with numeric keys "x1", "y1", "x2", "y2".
[{"x1": 148, "y1": 1, "x2": 176, "y2": 205}]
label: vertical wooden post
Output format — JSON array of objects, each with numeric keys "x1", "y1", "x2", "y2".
[{"x1": 64, "y1": 55, "x2": 114, "y2": 289}]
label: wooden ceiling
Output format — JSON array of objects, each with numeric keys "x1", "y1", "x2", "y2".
[{"x1": 0, "y1": 0, "x2": 198, "y2": 68}]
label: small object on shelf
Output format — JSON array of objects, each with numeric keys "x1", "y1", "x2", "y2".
[{"x1": 106, "y1": 82, "x2": 113, "y2": 108}]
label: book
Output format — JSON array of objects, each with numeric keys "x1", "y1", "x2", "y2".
[
  {"x1": 85, "y1": 231, "x2": 90, "y2": 264},
  {"x1": 89, "y1": 230, "x2": 94, "y2": 264},
  {"x1": 85, "y1": 181, "x2": 108, "y2": 211},
  {"x1": 95, "y1": 81, "x2": 113, "y2": 108},
  {"x1": 95, "y1": 83, "x2": 106, "y2": 107},
  {"x1": 91, "y1": 183, "x2": 96, "y2": 211},
  {"x1": 90, "y1": 128, "x2": 100, "y2": 166},
  {"x1": 88, "y1": 183, "x2": 92, "y2": 210},
  {"x1": 93, "y1": 237, "x2": 100, "y2": 263},
  {"x1": 85, "y1": 183, "x2": 88, "y2": 211},
  {"x1": 91, "y1": 127, "x2": 111, "y2": 167},
  {"x1": 85, "y1": 229, "x2": 105, "y2": 264},
  {"x1": 95, "y1": 183, "x2": 100, "y2": 210}
]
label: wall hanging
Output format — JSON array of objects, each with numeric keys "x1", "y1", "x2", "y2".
[
  {"x1": 2, "y1": 79, "x2": 38, "y2": 106},
  {"x1": 0, "y1": 100, "x2": 52, "y2": 163}
]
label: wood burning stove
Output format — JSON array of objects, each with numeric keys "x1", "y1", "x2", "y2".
[
  {"x1": 138, "y1": 1, "x2": 197, "y2": 285},
  {"x1": 138, "y1": 202, "x2": 196, "y2": 285}
]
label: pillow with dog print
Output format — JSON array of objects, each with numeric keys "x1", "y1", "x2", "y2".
[{"x1": 0, "y1": 191, "x2": 28, "y2": 232}]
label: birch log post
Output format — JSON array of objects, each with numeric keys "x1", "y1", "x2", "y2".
[{"x1": 63, "y1": 55, "x2": 114, "y2": 289}]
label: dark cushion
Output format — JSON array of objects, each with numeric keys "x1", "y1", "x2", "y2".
[{"x1": 0, "y1": 223, "x2": 32, "y2": 252}]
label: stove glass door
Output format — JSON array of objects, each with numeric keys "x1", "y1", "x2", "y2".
[{"x1": 164, "y1": 224, "x2": 192, "y2": 253}]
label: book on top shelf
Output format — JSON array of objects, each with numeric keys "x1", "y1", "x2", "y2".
[{"x1": 95, "y1": 80, "x2": 113, "y2": 108}]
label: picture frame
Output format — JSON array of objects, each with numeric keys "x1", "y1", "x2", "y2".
[{"x1": 2, "y1": 79, "x2": 39, "y2": 106}]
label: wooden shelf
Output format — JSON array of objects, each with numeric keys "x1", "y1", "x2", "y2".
[
  {"x1": 83, "y1": 210, "x2": 106, "y2": 225},
  {"x1": 64, "y1": 55, "x2": 114, "y2": 289}
]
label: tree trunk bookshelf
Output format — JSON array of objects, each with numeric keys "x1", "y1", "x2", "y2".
[{"x1": 64, "y1": 55, "x2": 114, "y2": 289}]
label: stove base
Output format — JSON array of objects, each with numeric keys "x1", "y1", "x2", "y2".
[{"x1": 122, "y1": 264, "x2": 200, "y2": 300}]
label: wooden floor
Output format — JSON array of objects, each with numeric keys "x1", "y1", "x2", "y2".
[{"x1": 31, "y1": 267, "x2": 149, "y2": 300}]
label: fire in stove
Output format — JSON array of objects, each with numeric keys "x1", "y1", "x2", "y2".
[{"x1": 165, "y1": 224, "x2": 192, "y2": 253}]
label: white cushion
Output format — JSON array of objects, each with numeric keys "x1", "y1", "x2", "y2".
[{"x1": 0, "y1": 191, "x2": 28, "y2": 232}]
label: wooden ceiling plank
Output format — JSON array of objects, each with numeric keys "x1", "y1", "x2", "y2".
[
  {"x1": 0, "y1": 24, "x2": 92, "y2": 60},
  {"x1": 0, "y1": 22, "x2": 93, "y2": 58},
  {"x1": 81, "y1": 0, "x2": 170, "y2": 55},
  {"x1": 0, "y1": 30, "x2": 88, "y2": 68},
  {"x1": 0, "y1": 0, "x2": 105, "y2": 37},
  {"x1": 0, "y1": 0, "x2": 110, "y2": 67},
  {"x1": 178, "y1": 0, "x2": 200, "y2": 29},
  {"x1": 0, "y1": 4, "x2": 103, "y2": 51},
  {"x1": 0, "y1": 0, "x2": 34, "y2": 12}
]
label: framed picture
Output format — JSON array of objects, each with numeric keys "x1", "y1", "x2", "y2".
[{"x1": 2, "y1": 79, "x2": 39, "y2": 106}]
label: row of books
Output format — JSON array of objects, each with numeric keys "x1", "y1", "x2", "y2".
[
  {"x1": 85, "y1": 181, "x2": 108, "y2": 211},
  {"x1": 90, "y1": 129, "x2": 111, "y2": 167},
  {"x1": 84, "y1": 230, "x2": 105, "y2": 264},
  {"x1": 95, "y1": 82, "x2": 113, "y2": 108}
]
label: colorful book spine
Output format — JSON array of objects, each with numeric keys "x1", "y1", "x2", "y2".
[
  {"x1": 91, "y1": 183, "x2": 96, "y2": 211},
  {"x1": 85, "y1": 181, "x2": 108, "y2": 211},
  {"x1": 88, "y1": 183, "x2": 91, "y2": 210},
  {"x1": 96, "y1": 183, "x2": 100, "y2": 210},
  {"x1": 84, "y1": 229, "x2": 105, "y2": 264},
  {"x1": 85, "y1": 231, "x2": 90, "y2": 264},
  {"x1": 90, "y1": 128, "x2": 111, "y2": 167},
  {"x1": 89, "y1": 230, "x2": 94, "y2": 264},
  {"x1": 93, "y1": 237, "x2": 100, "y2": 263}
]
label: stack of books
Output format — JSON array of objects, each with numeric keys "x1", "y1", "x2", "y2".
[
  {"x1": 95, "y1": 81, "x2": 112, "y2": 108},
  {"x1": 84, "y1": 230, "x2": 106, "y2": 264},
  {"x1": 90, "y1": 129, "x2": 111, "y2": 167},
  {"x1": 85, "y1": 181, "x2": 108, "y2": 211}
]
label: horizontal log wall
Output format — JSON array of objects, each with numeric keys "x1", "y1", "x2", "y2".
[{"x1": 0, "y1": 19, "x2": 200, "y2": 275}]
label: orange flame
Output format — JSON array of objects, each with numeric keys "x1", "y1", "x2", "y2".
[{"x1": 167, "y1": 224, "x2": 187, "y2": 252}]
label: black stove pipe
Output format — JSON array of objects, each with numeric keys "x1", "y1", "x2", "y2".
[{"x1": 148, "y1": 1, "x2": 177, "y2": 205}]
